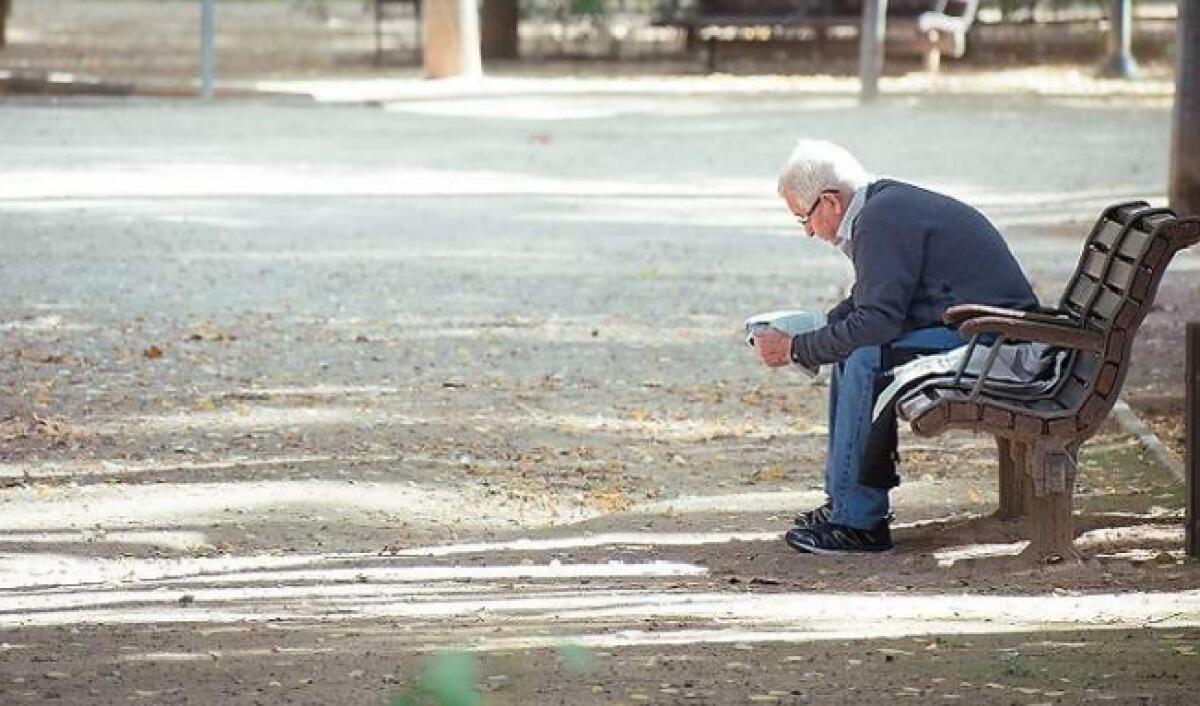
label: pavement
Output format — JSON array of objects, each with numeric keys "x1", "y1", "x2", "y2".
[{"x1": 1, "y1": 79, "x2": 1199, "y2": 704}]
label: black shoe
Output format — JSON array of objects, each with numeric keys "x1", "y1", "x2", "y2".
[
  {"x1": 784, "y1": 521, "x2": 893, "y2": 555},
  {"x1": 792, "y1": 502, "x2": 833, "y2": 529}
]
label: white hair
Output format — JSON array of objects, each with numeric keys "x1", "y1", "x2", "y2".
[{"x1": 777, "y1": 139, "x2": 871, "y2": 205}]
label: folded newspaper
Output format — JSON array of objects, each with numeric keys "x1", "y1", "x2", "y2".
[{"x1": 743, "y1": 309, "x2": 825, "y2": 376}]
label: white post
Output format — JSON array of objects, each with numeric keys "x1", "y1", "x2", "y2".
[
  {"x1": 859, "y1": 0, "x2": 888, "y2": 101},
  {"x1": 200, "y1": 0, "x2": 216, "y2": 99},
  {"x1": 423, "y1": 0, "x2": 482, "y2": 79}
]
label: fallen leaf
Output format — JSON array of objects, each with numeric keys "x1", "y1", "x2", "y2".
[
  {"x1": 753, "y1": 465, "x2": 787, "y2": 482},
  {"x1": 186, "y1": 322, "x2": 234, "y2": 342}
]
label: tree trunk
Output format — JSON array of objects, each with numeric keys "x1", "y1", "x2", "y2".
[
  {"x1": 423, "y1": 0, "x2": 482, "y2": 78},
  {"x1": 1, "y1": 0, "x2": 11, "y2": 49},
  {"x1": 480, "y1": 0, "x2": 518, "y2": 60},
  {"x1": 1170, "y1": 0, "x2": 1200, "y2": 215}
]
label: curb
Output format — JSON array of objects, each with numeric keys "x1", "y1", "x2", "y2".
[{"x1": 1110, "y1": 399, "x2": 1185, "y2": 482}]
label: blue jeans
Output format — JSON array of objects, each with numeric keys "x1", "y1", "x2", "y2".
[{"x1": 825, "y1": 326, "x2": 965, "y2": 529}]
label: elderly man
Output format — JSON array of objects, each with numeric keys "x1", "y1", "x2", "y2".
[{"x1": 753, "y1": 139, "x2": 1038, "y2": 554}]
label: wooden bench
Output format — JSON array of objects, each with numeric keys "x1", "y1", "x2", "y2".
[
  {"x1": 895, "y1": 202, "x2": 1200, "y2": 562},
  {"x1": 654, "y1": 0, "x2": 979, "y2": 71}
]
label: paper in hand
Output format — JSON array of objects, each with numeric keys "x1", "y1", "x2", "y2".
[{"x1": 743, "y1": 309, "x2": 824, "y2": 376}]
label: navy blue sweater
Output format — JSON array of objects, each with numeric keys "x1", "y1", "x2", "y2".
[{"x1": 790, "y1": 179, "x2": 1038, "y2": 368}]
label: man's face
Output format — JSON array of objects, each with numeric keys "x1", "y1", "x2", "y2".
[{"x1": 784, "y1": 188, "x2": 842, "y2": 245}]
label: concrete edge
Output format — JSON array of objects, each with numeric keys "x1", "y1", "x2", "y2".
[{"x1": 1111, "y1": 398, "x2": 1185, "y2": 482}]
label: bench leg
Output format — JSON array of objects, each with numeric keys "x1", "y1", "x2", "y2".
[
  {"x1": 995, "y1": 437, "x2": 1028, "y2": 520},
  {"x1": 924, "y1": 30, "x2": 942, "y2": 74},
  {"x1": 1021, "y1": 443, "x2": 1081, "y2": 563}
]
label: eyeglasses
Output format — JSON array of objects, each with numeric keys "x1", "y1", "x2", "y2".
[{"x1": 795, "y1": 189, "x2": 838, "y2": 228}]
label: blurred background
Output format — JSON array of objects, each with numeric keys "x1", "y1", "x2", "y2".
[{"x1": 0, "y1": 0, "x2": 1182, "y2": 92}]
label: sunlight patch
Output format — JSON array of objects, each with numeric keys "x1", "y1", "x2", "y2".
[
  {"x1": 99, "y1": 406, "x2": 359, "y2": 435},
  {"x1": 0, "y1": 530, "x2": 211, "y2": 553},
  {"x1": 0, "y1": 480, "x2": 586, "y2": 532},
  {"x1": 634, "y1": 490, "x2": 825, "y2": 515},
  {"x1": 123, "y1": 647, "x2": 334, "y2": 663},
  {"x1": 934, "y1": 542, "x2": 1027, "y2": 567},
  {"x1": 539, "y1": 413, "x2": 820, "y2": 444},
  {"x1": 385, "y1": 96, "x2": 682, "y2": 120},
  {"x1": 396, "y1": 531, "x2": 781, "y2": 557},
  {"x1": 1077, "y1": 524, "x2": 1184, "y2": 547},
  {"x1": 0, "y1": 454, "x2": 356, "y2": 481},
  {"x1": 176, "y1": 248, "x2": 574, "y2": 263},
  {"x1": 0, "y1": 315, "x2": 92, "y2": 332},
  {"x1": 225, "y1": 385, "x2": 402, "y2": 399},
  {"x1": 0, "y1": 165, "x2": 764, "y2": 201}
]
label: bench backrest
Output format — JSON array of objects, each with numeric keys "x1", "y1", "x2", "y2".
[{"x1": 1049, "y1": 202, "x2": 1199, "y2": 435}]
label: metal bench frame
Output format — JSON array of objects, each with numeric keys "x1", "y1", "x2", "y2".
[{"x1": 896, "y1": 202, "x2": 1200, "y2": 562}]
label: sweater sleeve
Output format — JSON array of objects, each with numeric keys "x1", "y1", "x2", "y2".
[
  {"x1": 825, "y1": 296, "x2": 855, "y2": 324},
  {"x1": 791, "y1": 210, "x2": 927, "y2": 368}
]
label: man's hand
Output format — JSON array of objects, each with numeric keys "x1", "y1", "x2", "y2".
[{"x1": 753, "y1": 327, "x2": 793, "y2": 368}]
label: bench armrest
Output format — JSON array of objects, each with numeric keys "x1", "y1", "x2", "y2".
[
  {"x1": 942, "y1": 304, "x2": 1069, "y2": 326},
  {"x1": 958, "y1": 315, "x2": 1105, "y2": 352}
]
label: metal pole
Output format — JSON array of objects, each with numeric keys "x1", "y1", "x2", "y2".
[
  {"x1": 200, "y1": 0, "x2": 216, "y2": 99},
  {"x1": 1171, "y1": 0, "x2": 1200, "y2": 215},
  {"x1": 859, "y1": 0, "x2": 888, "y2": 102},
  {"x1": 1188, "y1": 322, "x2": 1199, "y2": 558},
  {"x1": 1099, "y1": 0, "x2": 1138, "y2": 77}
]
